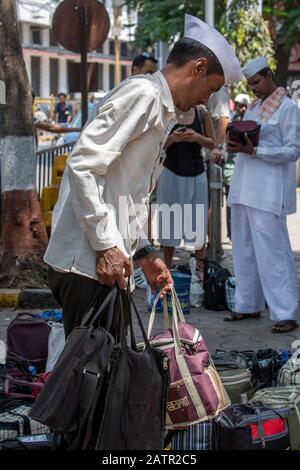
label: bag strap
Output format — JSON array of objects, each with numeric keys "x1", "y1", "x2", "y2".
[
  {"x1": 147, "y1": 291, "x2": 170, "y2": 339},
  {"x1": 169, "y1": 285, "x2": 207, "y2": 420},
  {"x1": 80, "y1": 287, "x2": 117, "y2": 327},
  {"x1": 127, "y1": 282, "x2": 152, "y2": 351},
  {"x1": 4, "y1": 375, "x2": 42, "y2": 400},
  {"x1": 196, "y1": 106, "x2": 205, "y2": 134}
]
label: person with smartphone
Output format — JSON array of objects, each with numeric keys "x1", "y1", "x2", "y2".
[{"x1": 156, "y1": 106, "x2": 215, "y2": 286}]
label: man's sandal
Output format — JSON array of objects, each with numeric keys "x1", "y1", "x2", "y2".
[
  {"x1": 271, "y1": 320, "x2": 299, "y2": 334},
  {"x1": 223, "y1": 312, "x2": 261, "y2": 322}
]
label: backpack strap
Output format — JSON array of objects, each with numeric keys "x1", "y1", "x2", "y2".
[{"x1": 196, "y1": 105, "x2": 205, "y2": 135}]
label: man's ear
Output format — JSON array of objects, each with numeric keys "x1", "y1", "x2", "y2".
[
  {"x1": 266, "y1": 70, "x2": 274, "y2": 81},
  {"x1": 193, "y1": 58, "x2": 208, "y2": 78}
]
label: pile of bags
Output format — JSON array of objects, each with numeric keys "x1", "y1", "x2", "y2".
[
  {"x1": 1, "y1": 292, "x2": 299, "y2": 451},
  {"x1": 0, "y1": 310, "x2": 64, "y2": 450},
  {"x1": 170, "y1": 348, "x2": 300, "y2": 450}
]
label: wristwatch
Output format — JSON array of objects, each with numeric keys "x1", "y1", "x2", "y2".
[{"x1": 216, "y1": 144, "x2": 226, "y2": 151}]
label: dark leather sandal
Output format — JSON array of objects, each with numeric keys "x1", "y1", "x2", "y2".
[
  {"x1": 223, "y1": 313, "x2": 261, "y2": 322},
  {"x1": 271, "y1": 320, "x2": 299, "y2": 334}
]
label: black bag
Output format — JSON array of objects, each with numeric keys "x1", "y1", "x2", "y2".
[
  {"x1": 215, "y1": 403, "x2": 291, "y2": 450},
  {"x1": 255, "y1": 349, "x2": 279, "y2": 389},
  {"x1": 95, "y1": 287, "x2": 170, "y2": 450},
  {"x1": 227, "y1": 120, "x2": 261, "y2": 146},
  {"x1": 204, "y1": 260, "x2": 231, "y2": 311},
  {"x1": 29, "y1": 289, "x2": 117, "y2": 449}
]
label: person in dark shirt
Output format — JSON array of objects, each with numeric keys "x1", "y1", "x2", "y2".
[
  {"x1": 55, "y1": 92, "x2": 73, "y2": 123},
  {"x1": 157, "y1": 106, "x2": 215, "y2": 285}
]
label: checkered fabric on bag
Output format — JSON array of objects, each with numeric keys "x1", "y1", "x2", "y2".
[
  {"x1": 0, "y1": 404, "x2": 49, "y2": 441},
  {"x1": 277, "y1": 359, "x2": 300, "y2": 386},
  {"x1": 225, "y1": 276, "x2": 236, "y2": 312},
  {"x1": 171, "y1": 421, "x2": 214, "y2": 450}
]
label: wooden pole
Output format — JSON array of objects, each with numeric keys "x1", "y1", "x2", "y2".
[{"x1": 80, "y1": 4, "x2": 88, "y2": 128}]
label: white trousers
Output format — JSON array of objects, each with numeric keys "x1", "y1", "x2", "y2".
[{"x1": 231, "y1": 204, "x2": 299, "y2": 321}]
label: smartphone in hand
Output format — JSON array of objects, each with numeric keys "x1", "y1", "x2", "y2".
[{"x1": 175, "y1": 126, "x2": 187, "y2": 134}]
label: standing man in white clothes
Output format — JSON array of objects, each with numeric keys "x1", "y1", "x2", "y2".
[{"x1": 226, "y1": 56, "x2": 300, "y2": 334}]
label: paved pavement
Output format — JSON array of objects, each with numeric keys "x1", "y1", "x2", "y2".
[{"x1": 1, "y1": 193, "x2": 300, "y2": 357}]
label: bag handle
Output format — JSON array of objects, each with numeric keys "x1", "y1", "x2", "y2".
[
  {"x1": 147, "y1": 286, "x2": 185, "y2": 339},
  {"x1": 126, "y1": 282, "x2": 152, "y2": 351},
  {"x1": 80, "y1": 287, "x2": 117, "y2": 327},
  {"x1": 4, "y1": 375, "x2": 43, "y2": 400}
]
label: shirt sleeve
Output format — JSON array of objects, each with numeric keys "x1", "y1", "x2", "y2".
[
  {"x1": 256, "y1": 103, "x2": 300, "y2": 164},
  {"x1": 208, "y1": 87, "x2": 230, "y2": 120},
  {"x1": 67, "y1": 78, "x2": 159, "y2": 255}
]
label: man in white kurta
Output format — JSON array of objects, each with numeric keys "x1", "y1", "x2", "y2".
[
  {"x1": 44, "y1": 15, "x2": 243, "y2": 337},
  {"x1": 227, "y1": 57, "x2": 300, "y2": 333}
]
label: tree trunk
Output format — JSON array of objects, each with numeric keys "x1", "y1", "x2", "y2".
[
  {"x1": 0, "y1": 0, "x2": 48, "y2": 287},
  {"x1": 275, "y1": 43, "x2": 291, "y2": 88}
]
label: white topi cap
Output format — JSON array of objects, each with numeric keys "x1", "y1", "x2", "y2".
[
  {"x1": 242, "y1": 57, "x2": 269, "y2": 79},
  {"x1": 234, "y1": 93, "x2": 251, "y2": 105},
  {"x1": 184, "y1": 14, "x2": 243, "y2": 85}
]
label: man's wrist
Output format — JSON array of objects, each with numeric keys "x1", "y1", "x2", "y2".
[{"x1": 133, "y1": 245, "x2": 157, "y2": 261}]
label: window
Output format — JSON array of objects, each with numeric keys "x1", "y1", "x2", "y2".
[
  {"x1": 96, "y1": 44, "x2": 103, "y2": 54},
  {"x1": 50, "y1": 28, "x2": 58, "y2": 47},
  {"x1": 121, "y1": 65, "x2": 127, "y2": 81},
  {"x1": 31, "y1": 26, "x2": 42, "y2": 45},
  {"x1": 120, "y1": 42, "x2": 128, "y2": 58},
  {"x1": 109, "y1": 64, "x2": 115, "y2": 89},
  {"x1": 50, "y1": 58, "x2": 59, "y2": 95},
  {"x1": 31, "y1": 56, "x2": 41, "y2": 96},
  {"x1": 109, "y1": 40, "x2": 115, "y2": 56},
  {"x1": 98, "y1": 63, "x2": 103, "y2": 90}
]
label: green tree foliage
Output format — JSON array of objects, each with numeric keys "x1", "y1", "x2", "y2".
[
  {"x1": 125, "y1": 0, "x2": 226, "y2": 49},
  {"x1": 220, "y1": 0, "x2": 275, "y2": 94},
  {"x1": 264, "y1": 1, "x2": 300, "y2": 51}
]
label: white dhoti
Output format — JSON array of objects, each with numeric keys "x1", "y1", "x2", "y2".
[{"x1": 231, "y1": 204, "x2": 299, "y2": 321}]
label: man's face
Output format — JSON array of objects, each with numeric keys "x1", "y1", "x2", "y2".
[
  {"x1": 247, "y1": 72, "x2": 272, "y2": 99},
  {"x1": 177, "y1": 61, "x2": 225, "y2": 112},
  {"x1": 59, "y1": 94, "x2": 66, "y2": 104},
  {"x1": 133, "y1": 60, "x2": 158, "y2": 75},
  {"x1": 235, "y1": 102, "x2": 247, "y2": 117}
]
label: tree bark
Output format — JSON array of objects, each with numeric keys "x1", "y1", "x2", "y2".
[
  {"x1": 275, "y1": 43, "x2": 291, "y2": 88},
  {"x1": 0, "y1": 0, "x2": 48, "y2": 287}
]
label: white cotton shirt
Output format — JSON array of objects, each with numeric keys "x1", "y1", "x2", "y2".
[
  {"x1": 44, "y1": 71, "x2": 176, "y2": 280},
  {"x1": 207, "y1": 86, "x2": 230, "y2": 128},
  {"x1": 228, "y1": 96, "x2": 300, "y2": 216}
]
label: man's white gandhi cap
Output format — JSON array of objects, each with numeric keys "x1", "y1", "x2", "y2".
[
  {"x1": 235, "y1": 93, "x2": 251, "y2": 105},
  {"x1": 242, "y1": 57, "x2": 269, "y2": 79},
  {"x1": 184, "y1": 14, "x2": 243, "y2": 85}
]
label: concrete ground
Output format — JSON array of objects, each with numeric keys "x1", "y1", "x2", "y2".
[{"x1": 1, "y1": 192, "x2": 300, "y2": 356}]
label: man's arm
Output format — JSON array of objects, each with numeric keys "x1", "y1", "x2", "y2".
[
  {"x1": 228, "y1": 104, "x2": 300, "y2": 164},
  {"x1": 67, "y1": 104, "x2": 73, "y2": 123},
  {"x1": 255, "y1": 104, "x2": 300, "y2": 164},
  {"x1": 67, "y1": 79, "x2": 159, "y2": 288},
  {"x1": 67, "y1": 80, "x2": 158, "y2": 252},
  {"x1": 35, "y1": 122, "x2": 81, "y2": 133}
]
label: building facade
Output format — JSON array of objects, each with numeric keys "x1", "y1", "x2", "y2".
[{"x1": 16, "y1": 0, "x2": 137, "y2": 97}]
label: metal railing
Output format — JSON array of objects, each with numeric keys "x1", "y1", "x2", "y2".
[{"x1": 36, "y1": 141, "x2": 76, "y2": 196}]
